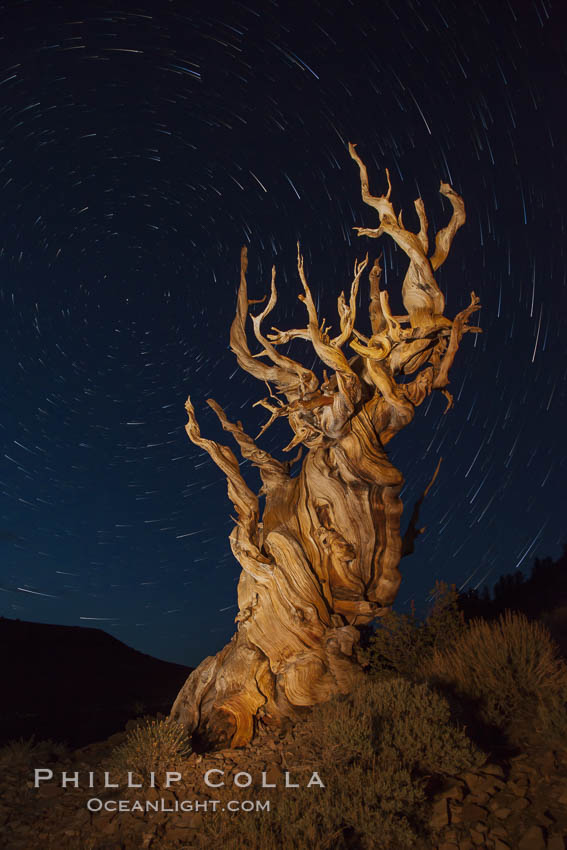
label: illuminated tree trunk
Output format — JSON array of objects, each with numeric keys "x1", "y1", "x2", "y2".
[{"x1": 170, "y1": 144, "x2": 481, "y2": 749}]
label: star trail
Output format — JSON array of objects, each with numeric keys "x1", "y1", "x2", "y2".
[{"x1": 0, "y1": 0, "x2": 565, "y2": 666}]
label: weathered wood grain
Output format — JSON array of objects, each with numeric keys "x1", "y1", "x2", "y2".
[{"x1": 170, "y1": 145, "x2": 481, "y2": 749}]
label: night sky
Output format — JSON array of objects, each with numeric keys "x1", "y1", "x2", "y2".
[{"x1": 1, "y1": 0, "x2": 566, "y2": 668}]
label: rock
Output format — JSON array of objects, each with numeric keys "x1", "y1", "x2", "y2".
[
  {"x1": 37, "y1": 785, "x2": 64, "y2": 798},
  {"x1": 145, "y1": 787, "x2": 160, "y2": 803},
  {"x1": 462, "y1": 772, "x2": 488, "y2": 793},
  {"x1": 470, "y1": 829, "x2": 486, "y2": 846},
  {"x1": 167, "y1": 810, "x2": 203, "y2": 830},
  {"x1": 494, "y1": 807, "x2": 512, "y2": 819},
  {"x1": 449, "y1": 801, "x2": 462, "y2": 823},
  {"x1": 482, "y1": 763, "x2": 505, "y2": 778},
  {"x1": 72, "y1": 809, "x2": 91, "y2": 826},
  {"x1": 437, "y1": 781, "x2": 466, "y2": 802},
  {"x1": 438, "y1": 843, "x2": 459, "y2": 850},
  {"x1": 463, "y1": 769, "x2": 505, "y2": 795},
  {"x1": 547, "y1": 836, "x2": 565, "y2": 850},
  {"x1": 518, "y1": 826, "x2": 546, "y2": 850},
  {"x1": 490, "y1": 791, "x2": 518, "y2": 810},
  {"x1": 186, "y1": 812, "x2": 203, "y2": 829},
  {"x1": 465, "y1": 776, "x2": 505, "y2": 798},
  {"x1": 511, "y1": 796, "x2": 530, "y2": 811},
  {"x1": 262, "y1": 764, "x2": 283, "y2": 786},
  {"x1": 511, "y1": 762, "x2": 538, "y2": 777},
  {"x1": 485, "y1": 779, "x2": 506, "y2": 795},
  {"x1": 167, "y1": 826, "x2": 194, "y2": 842},
  {"x1": 470, "y1": 792, "x2": 491, "y2": 805},
  {"x1": 429, "y1": 798, "x2": 449, "y2": 830},
  {"x1": 99, "y1": 818, "x2": 119, "y2": 836},
  {"x1": 507, "y1": 777, "x2": 529, "y2": 797},
  {"x1": 541, "y1": 751, "x2": 557, "y2": 771},
  {"x1": 493, "y1": 840, "x2": 511, "y2": 850},
  {"x1": 490, "y1": 826, "x2": 510, "y2": 839},
  {"x1": 460, "y1": 802, "x2": 487, "y2": 823}
]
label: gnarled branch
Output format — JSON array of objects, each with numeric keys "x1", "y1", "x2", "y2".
[
  {"x1": 171, "y1": 146, "x2": 483, "y2": 751},
  {"x1": 348, "y1": 142, "x2": 465, "y2": 330},
  {"x1": 229, "y1": 247, "x2": 318, "y2": 401}
]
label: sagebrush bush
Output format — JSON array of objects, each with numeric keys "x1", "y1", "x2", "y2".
[
  {"x1": 198, "y1": 676, "x2": 484, "y2": 850},
  {"x1": 426, "y1": 609, "x2": 567, "y2": 744},
  {"x1": 198, "y1": 754, "x2": 425, "y2": 850},
  {"x1": 108, "y1": 717, "x2": 191, "y2": 786},
  {"x1": 311, "y1": 676, "x2": 484, "y2": 776},
  {"x1": 366, "y1": 581, "x2": 465, "y2": 678},
  {"x1": 0, "y1": 736, "x2": 68, "y2": 770}
]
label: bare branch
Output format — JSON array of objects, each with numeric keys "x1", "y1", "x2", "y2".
[
  {"x1": 229, "y1": 247, "x2": 318, "y2": 400},
  {"x1": 349, "y1": 142, "x2": 465, "y2": 330},
  {"x1": 432, "y1": 292, "x2": 481, "y2": 391},
  {"x1": 430, "y1": 182, "x2": 466, "y2": 271},
  {"x1": 296, "y1": 243, "x2": 361, "y2": 412},
  {"x1": 369, "y1": 254, "x2": 387, "y2": 336},
  {"x1": 206, "y1": 398, "x2": 289, "y2": 487},
  {"x1": 253, "y1": 396, "x2": 289, "y2": 439},
  {"x1": 365, "y1": 359, "x2": 414, "y2": 422},
  {"x1": 349, "y1": 335, "x2": 391, "y2": 363},
  {"x1": 414, "y1": 198, "x2": 429, "y2": 254},
  {"x1": 331, "y1": 253, "x2": 369, "y2": 349},
  {"x1": 402, "y1": 458, "x2": 443, "y2": 557},
  {"x1": 266, "y1": 326, "x2": 311, "y2": 344},
  {"x1": 349, "y1": 287, "x2": 406, "y2": 365},
  {"x1": 249, "y1": 265, "x2": 319, "y2": 398},
  {"x1": 184, "y1": 396, "x2": 273, "y2": 583}
]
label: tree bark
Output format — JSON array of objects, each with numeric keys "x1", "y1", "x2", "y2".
[{"x1": 170, "y1": 144, "x2": 481, "y2": 749}]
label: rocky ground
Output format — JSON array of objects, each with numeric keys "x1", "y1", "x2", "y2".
[
  {"x1": 1, "y1": 720, "x2": 566, "y2": 849},
  {"x1": 428, "y1": 749, "x2": 567, "y2": 850}
]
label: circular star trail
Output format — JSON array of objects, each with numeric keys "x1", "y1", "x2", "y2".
[{"x1": 1, "y1": 0, "x2": 565, "y2": 665}]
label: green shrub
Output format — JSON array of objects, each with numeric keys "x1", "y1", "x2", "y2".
[
  {"x1": 108, "y1": 717, "x2": 191, "y2": 787},
  {"x1": 427, "y1": 609, "x2": 567, "y2": 745}
]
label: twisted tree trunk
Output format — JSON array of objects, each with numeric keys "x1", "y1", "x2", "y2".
[{"x1": 170, "y1": 144, "x2": 481, "y2": 749}]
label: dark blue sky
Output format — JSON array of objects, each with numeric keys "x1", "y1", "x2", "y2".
[{"x1": 1, "y1": 0, "x2": 566, "y2": 667}]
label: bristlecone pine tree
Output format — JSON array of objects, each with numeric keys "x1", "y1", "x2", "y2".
[{"x1": 170, "y1": 143, "x2": 481, "y2": 749}]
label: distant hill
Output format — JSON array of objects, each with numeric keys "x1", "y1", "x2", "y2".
[{"x1": 1, "y1": 617, "x2": 193, "y2": 747}]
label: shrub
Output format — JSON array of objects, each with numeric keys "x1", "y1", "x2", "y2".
[
  {"x1": 108, "y1": 717, "x2": 191, "y2": 787},
  {"x1": 0, "y1": 736, "x2": 68, "y2": 771},
  {"x1": 426, "y1": 609, "x2": 567, "y2": 745},
  {"x1": 198, "y1": 676, "x2": 484, "y2": 850},
  {"x1": 310, "y1": 676, "x2": 484, "y2": 777},
  {"x1": 366, "y1": 581, "x2": 465, "y2": 678}
]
